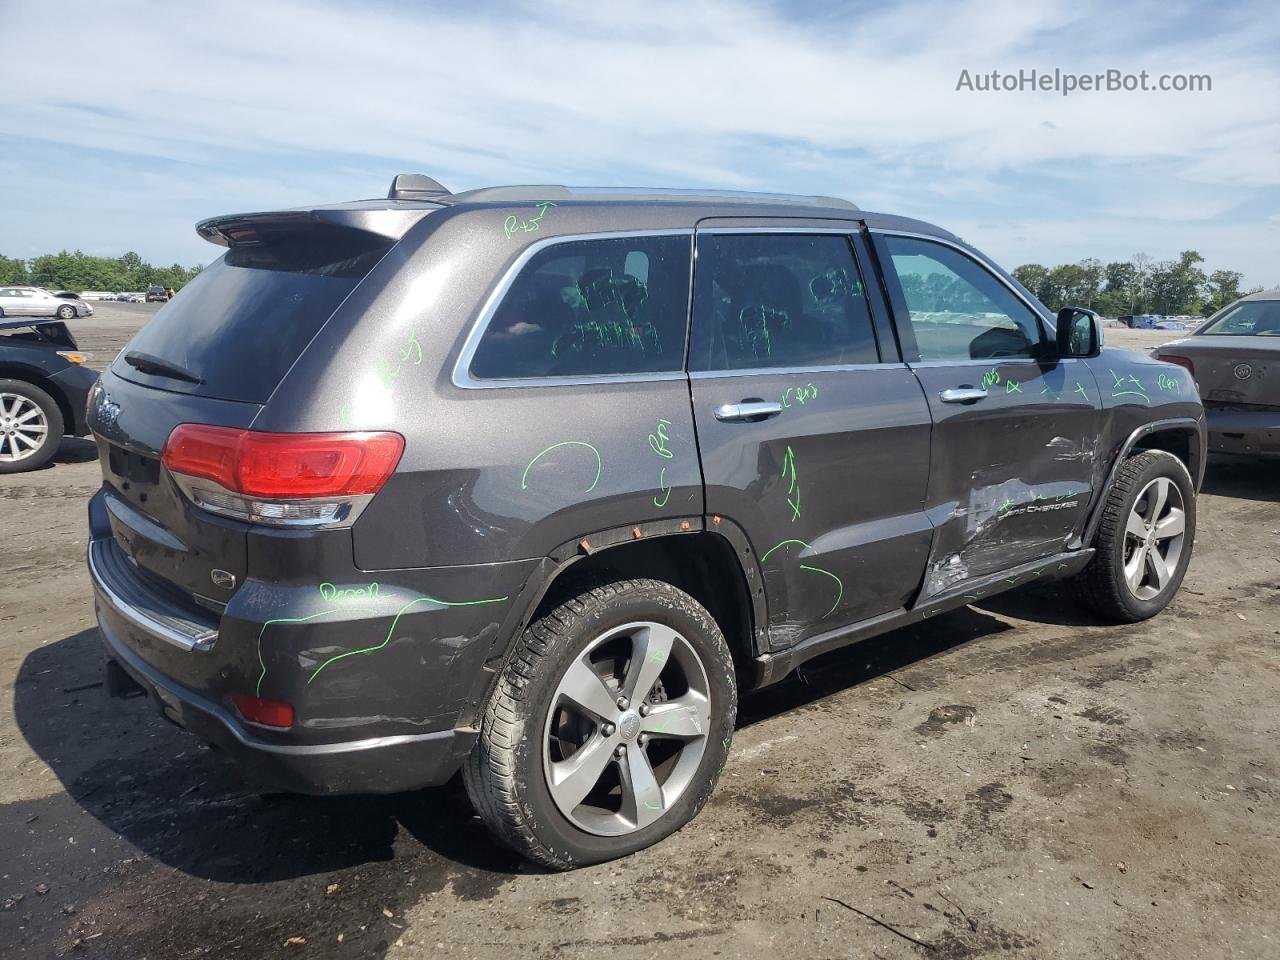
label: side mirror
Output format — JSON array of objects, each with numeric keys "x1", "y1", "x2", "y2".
[{"x1": 1056, "y1": 307, "x2": 1102, "y2": 358}]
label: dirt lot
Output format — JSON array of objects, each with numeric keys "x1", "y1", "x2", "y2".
[{"x1": 2, "y1": 307, "x2": 1277, "y2": 959}]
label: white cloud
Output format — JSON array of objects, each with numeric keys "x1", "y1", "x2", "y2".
[{"x1": 0, "y1": 0, "x2": 1277, "y2": 282}]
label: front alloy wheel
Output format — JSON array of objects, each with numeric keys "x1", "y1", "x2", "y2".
[
  {"x1": 1072, "y1": 449, "x2": 1196, "y2": 622},
  {"x1": 1122, "y1": 476, "x2": 1186, "y2": 600}
]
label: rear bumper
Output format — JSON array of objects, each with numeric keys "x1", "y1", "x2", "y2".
[
  {"x1": 1205, "y1": 405, "x2": 1280, "y2": 458},
  {"x1": 97, "y1": 611, "x2": 475, "y2": 794}
]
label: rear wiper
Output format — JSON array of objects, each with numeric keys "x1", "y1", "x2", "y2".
[{"x1": 123, "y1": 351, "x2": 204, "y2": 384}]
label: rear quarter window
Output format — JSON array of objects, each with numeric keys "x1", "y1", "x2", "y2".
[
  {"x1": 114, "y1": 228, "x2": 391, "y2": 403},
  {"x1": 468, "y1": 233, "x2": 692, "y2": 380}
]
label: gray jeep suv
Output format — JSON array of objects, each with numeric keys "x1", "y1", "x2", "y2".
[{"x1": 87, "y1": 175, "x2": 1205, "y2": 868}]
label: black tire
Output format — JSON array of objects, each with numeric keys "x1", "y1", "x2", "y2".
[
  {"x1": 0, "y1": 379, "x2": 64, "y2": 474},
  {"x1": 463, "y1": 577, "x2": 737, "y2": 870},
  {"x1": 56, "y1": 304, "x2": 75, "y2": 320},
  {"x1": 1071, "y1": 450, "x2": 1196, "y2": 622}
]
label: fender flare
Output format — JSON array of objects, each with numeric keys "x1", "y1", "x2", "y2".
[{"x1": 1076, "y1": 416, "x2": 1206, "y2": 549}]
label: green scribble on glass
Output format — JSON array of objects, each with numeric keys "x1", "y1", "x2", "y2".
[
  {"x1": 1005, "y1": 577, "x2": 1019, "y2": 584},
  {"x1": 998, "y1": 497, "x2": 1016, "y2": 514},
  {"x1": 521, "y1": 440, "x2": 602, "y2": 493},
  {"x1": 1040, "y1": 385, "x2": 1052, "y2": 397},
  {"x1": 1074, "y1": 381, "x2": 1090, "y2": 401},
  {"x1": 338, "y1": 402, "x2": 352, "y2": 425},
  {"x1": 256, "y1": 607, "x2": 375, "y2": 697},
  {"x1": 504, "y1": 200, "x2": 557, "y2": 240},
  {"x1": 809, "y1": 267, "x2": 860, "y2": 303},
  {"x1": 1109, "y1": 369, "x2": 1150, "y2": 403},
  {"x1": 981, "y1": 368, "x2": 1002, "y2": 389},
  {"x1": 308, "y1": 593, "x2": 509, "y2": 685},
  {"x1": 760, "y1": 538, "x2": 812, "y2": 563},
  {"x1": 653, "y1": 467, "x2": 671, "y2": 508},
  {"x1": 800, "y1": 564, "x2": 844, "y2": 618},
  {"x1": 648, "y1": 419, "x2": 673, "y2": 459},
  {"x1": 1005, "y1": 379, "x2": 1022, "y2": 394},
  {"x1": 738, "y1": 305, "x2": 788, "y2": 360}
]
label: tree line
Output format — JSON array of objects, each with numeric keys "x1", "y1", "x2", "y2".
[
  {"x1": 0, "y1": 250, "x2": 203, "y2": 294},
  {"x1": 1011, "y1": 251, "x2": 1265, "y2": 318}
]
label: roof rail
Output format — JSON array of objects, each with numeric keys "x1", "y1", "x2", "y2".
[
  {"x1": 446, "y1": 185, "x2": 857, "y2": 209},
  {"x1": 388, "y1": 174, "x2": 452, "y2": 200}
]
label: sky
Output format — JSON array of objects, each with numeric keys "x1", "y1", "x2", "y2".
[{"x1": 1, "y1": 0, "x2": 1277, "y2": 286}]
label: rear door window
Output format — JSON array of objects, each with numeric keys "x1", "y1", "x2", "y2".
[
  {"x1": 689, "y1": 233, "x2": 880, "y2": 371},
  {"x1": 112, "y1": 227, "x2": 391, "y2": 403},
  {"x1": 468, "y1": 234, "x2": 692, "y2": 380}
]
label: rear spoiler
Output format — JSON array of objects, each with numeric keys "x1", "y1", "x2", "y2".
[{"x1": 196, "y1": 204, "x2": 439, "y2": 248}]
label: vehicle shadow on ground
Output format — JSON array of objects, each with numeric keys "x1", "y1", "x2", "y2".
[
  {"x1": 8, "y1": 629, "x2": 523, "y2": 958},
  {"x1": 55, "y1": 436, "x2": 98, "y2": 465},
  {"x1": 739, "y1": 602, "x2": 1020, "y2": 726},
  {"x1": 1201, "y1": 454, "x2": 1280, "y2": 502}
]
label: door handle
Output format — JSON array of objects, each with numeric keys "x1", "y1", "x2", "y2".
[
  {"x1": 714, "y1": 401, "x2": 784, "y2": 422},
  {"x1": 938, "y1": 387, "x2": 988, "y2": 404}
]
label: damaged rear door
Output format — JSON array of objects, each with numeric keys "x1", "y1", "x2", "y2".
[{"x1": 870, "y1": 231, "x2": 1102, "y2": 597}]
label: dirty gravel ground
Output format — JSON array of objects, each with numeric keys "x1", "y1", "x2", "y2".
[{"x1": 1, "y1": 310, "x2": 1277, "y2": 959}]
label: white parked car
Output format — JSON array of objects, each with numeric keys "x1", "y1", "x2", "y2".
[{"x1": 0, "y1": 286, "x2": 93, "y2": 319}]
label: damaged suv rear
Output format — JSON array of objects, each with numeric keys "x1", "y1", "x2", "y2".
[{"x1": 88, "y1": 175, "x2": 1205, "y2": 868}]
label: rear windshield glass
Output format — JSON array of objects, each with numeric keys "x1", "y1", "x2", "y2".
[
  {"x1": 1200, "y1": 300, "x2": 1280, "y2": 336},
  {"x1": 113, "y1": 228, "x2": 392, "y2": 402}
]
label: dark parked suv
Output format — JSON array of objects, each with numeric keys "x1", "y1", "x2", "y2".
[
  {"x1": 87, "y1": 175, "x2": 1205, "y2": 868},
  {"x1": 0, "y1": 317, "x2": 98, "y2": 472}
]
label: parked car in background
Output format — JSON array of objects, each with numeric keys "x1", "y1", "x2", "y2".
[
  {"x1": 0, "y1": 286, "x2": 93, "y2": 319},
  {"x1": 87, "y1": 175, "x2": 1204, "y2": 869},
  {"x1": 0, "y1": 317, "x2": 98, "y2": 471},
  {"x1": 1118, "y1": 314, "x2": 1166, "y2": 329},
  {"x1": 1155, "y1": 290, "x2": 1280, "y2": 458},
  {"x1": 115, "y1": 293, "x2": 144, "y2": 302},
  {"x1": 144, "y1": 285, "x2": 169, "y2": 302},
  {"x1": 79, "y1": 291, "x2": 118, "y2": 302}
]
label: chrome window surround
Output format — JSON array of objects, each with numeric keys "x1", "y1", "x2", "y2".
[
  {"x1": 868, "y1": 229, "x2": 1057, "y2": 337},
  {"x1": 451, "y1": 229, "x2": 694, "y2": 390}
]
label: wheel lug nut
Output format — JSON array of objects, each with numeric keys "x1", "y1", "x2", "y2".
[
  {"x1": 601, "y1": 723, "x2": 615, "y2": 736},
  {"x1": 615, "y1": 744, "x2": 626, "y2": 758},
  {"x1": 638, "y1": 734, "x2": 649, "y2": 746},
  {"x1": 616, "y1": 696, "x2": 629, "y2": 710},
  {"x1": 638, "y1": 704, "x2": 649, "y2": 717}
]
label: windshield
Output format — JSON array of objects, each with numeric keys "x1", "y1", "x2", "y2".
[
  {"x1": 113, "y1": 228, "x2": 393, "y2": 402},
  {"x1": 1199, "y1": 300, "x2": 1280, "y2": 337}
]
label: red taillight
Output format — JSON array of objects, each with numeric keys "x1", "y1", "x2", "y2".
[
  {"x1": 232, "y1": 693, "x2": 294, "y2": 729},
  {"x1": 1160, "y1": 354, "x2": 1195, "y2": 376},
  {"x1": 162, "y1": 425, "x2": 404, "y2": 499}
]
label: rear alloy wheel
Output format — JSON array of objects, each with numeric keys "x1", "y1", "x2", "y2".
[
  {"x1": 56, "y1": 304, "x2": 75, "y2": 320},
  {"x1": 0, "y1": 380, "x2": 63, "y2": 473},
  {"x1": 464, "y1": 578, "x2": 736, "y2": 869},
  {"x1": 1072, "y1": 449, "x2": 1196, "y2": 621}
]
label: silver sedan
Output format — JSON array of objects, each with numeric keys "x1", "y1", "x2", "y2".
[{"x1": 0, "y1": 286, "x2": 94, "y2": 320}]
